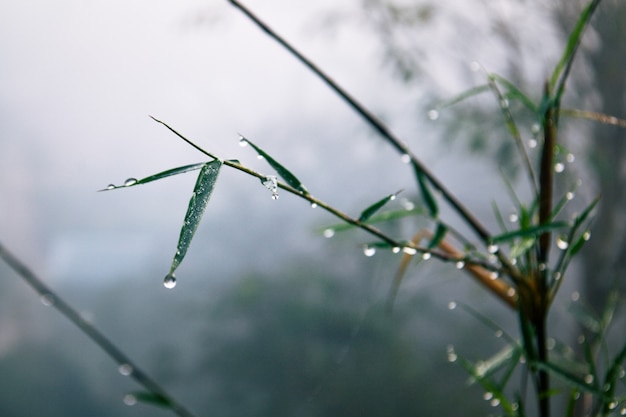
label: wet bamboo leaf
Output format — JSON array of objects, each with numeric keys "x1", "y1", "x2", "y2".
[
  {"x1": 436, "y1": 84, "x2": 491, "y2": 110},
  {"x1": 169, "y1": 160, "x2": 222, "y2": 275},
  {"x1": 509, "y1": 237, "x2": 535, "y2": 259},
  {"x1": 131, "y1": 391, "x2": 172, "y2": 408},
  {"x1": 416, "y1": 169, "x2": 438, "y2": 218},
  {"x1": 490, "y1": 73, "x2": 537, "y2": 113},
  {"x1": 318, "y1": 206, "x2": 426, "y2": 235},
  {"x1": 100, "y1": 162, "x2": 207, "y2": 191},
  {"x1": 358, "y1": 190, "x2": 403, "y2": 222},
  {"x1": 240, "y1": 136, "x2": 308, "y2": 195},
  {"x1": 490, "y1": 221, "x2": 569, "y2": 244},
  {"x1": 533, "y1": 361, "x2": 605, "y2": 398},
  {"x1": 428, "y1": 223, "x2": 448, "y2": 249}
]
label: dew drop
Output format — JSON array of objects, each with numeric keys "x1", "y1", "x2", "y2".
[
  {"x1": 619, "y1": 367, "x2": 625, "y2": 378},
  {"x1": 620, "y1": 407, "x2": 626, "y2": 415},
  {"x1": 402, "y1": 247, "x2": 417, "y2": 256},
  {"x1": 582, "y1": 231, "x2": 591, "y2": 241},
  {"x1": 123, "y1": 394, "x2": 137, "y2": 406},
  {"x1": 118, "y1": 364, "x2": 133, "y2": 376},
  {"x1": 310, "y1": 202, "x2": 317, "y2": 208},
  {"x1": 489, "y1": 271, "x2": 499, "y2": 280},
  {"x1": 528, "y1": 138, "x2": 538, "y2": 149},
  {"x1": 40, "y1": 293, "x2": 55, "y2": 306},
  {"x1": 124, "y1": 178, "x2": 138, "y2": 186},
  {"x1": 553, "y1": 272, "x2": 562, "y2": 281},
  {"x1": 401, "y1": 199, "x2": 415, "y2": 210},
  {"x1": 507, "y1": 288, "x2": 517, "y2": 297},
  {"x1": 483, "y1": 392, "x2": 494, "y2": 401},
  {"x1": 556, "y1": 235, "x2": 569, "y2": 250},
  {"x1": 106, "y1": 184, "x2": 115, "y2": 190},
  {"x1": 400, "y1": 154, "x2": 411, "y2": 164},
  {"x1": 427, "y1": 109, "x2": 439, "y2": 120},
  {"x1": 323, "y1": 228, "x2": 335, "y2": 238},
  {"x1": 363, "y1": 246, "x2": 376, "y2": 257},
  {"x1": 392, "y1": 247, "x2": 401, "y2": 254},
  {"x1": 446, "y1": 345, "x2": 457, "y2": 362},
  {"x1": 509, "y1": 213, "x2": 518, "y2": 223},
  {"x1": 422, "y1": 252, "x2": 432, "y2": 260},
  {"x1": 554, "y1": 162, "x2": 565, "y2": 173},
  {"x1": 261, "y1": 175, "x2": 279, "y2": 200},
  {"x1": 584, "y1": 374, "x2": 594, "y2": 384},
  {"x1": 448, "y1": 301, "x2": 457, "y2": 310},
  {"x1": 495, "y1": 330, "x2": 503, "y2": 338},
  {"x1": 566, "y1": 191, "x2": 575, "y2": 200},
  {"x1": 500, "y1": 98, "x2": 509, "y2": 109},
  {"x1": 547, "y1": 338, "x2": 556, "y2": 350},
  {"x1": 566, "y1": 153, "x2": 575, "y2": 163},
  {"x1": 469, "y1": 61, "x2": 481, "y2": 72},
  {"x1": 538, "y1": 263, "x2": 547, "y2": 271},
  {"x1": 238, "y1": 137, "x2": 248, "y2": 147},
  {"x1": 256, "y1": 154, "x2": 264, "y2": 160},
  {"x1": 455, "y1": 261, "x2": 465, "y2": 269},
  {"x1": 163, "y1": 273, "x2": 177, "y2": 289},
  {"x1": 571, "y1": 291, "x2": 580, "y2": 301},
  {"x1": 487, "y1": 244, "x2": 499, "y2": 254}
]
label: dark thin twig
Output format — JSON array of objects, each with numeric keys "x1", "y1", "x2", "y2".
[{"x1": 0, "y1": 242, "x2": 198, "y2": 417}]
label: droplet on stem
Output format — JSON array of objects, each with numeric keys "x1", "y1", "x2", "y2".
[
  {"x1": 427, "y1": 109, "x2": 439, "y2": 121},
  {"x1": 400, "y1": 154, "x2": 411, "y2": 164},
  {"x1": 528, "y1": 138, "x2": 538, "y2": 149},
  {"x1": 261, "y1": 176, "x2": 279, "y2": 200},
  {"x1": 455, "y1": 261, "x2": 465, "y2": 269},
  {"x1": 448, "y1": 301, "x2": 457, "y2": 310},
  {"x1": 363, "y1": 246, "x2": 376, "y2": 257},
  {"x1": 163, "y1": 273, "x2": 177, "y2": 289},
  {"x1": 509, "y1": 213, "x2": 518, "y2": 223},
  {"x1": 118, "y1": 364, "x2": 133, "y2": 376},
  {"x1": 487, "y1": 244, "x2": 499, "y2": 254},
  {"x1": 402, "y1": 247, "x2": 417, "y2": 256},
  {"x1": 310, "y1": 202, "x2": 317, "y2": 208},
  {"x1": 106, "y1": 184, "x2": 115, "y2": 190},
  {"x1": 554, "y1": 162, "x2": 565, "y2": 173},
  {"x1": 422, "y1": 252, "x2": 431, "y2": 260},
  {"x1": 124, "y1": 178, "x2": 138, "y2": 187},
  {"x1": 40, "y1": 293, "x2": 55, "y2": 306},
  {"x1": 238, "y1": 137, "x2": 248, "y2": 147},
  {"x1": 392, "y1": 247, "x2": 401, "y2": 254},
  {"x1": 556, "y1": 235, "x2": 569, "y2": 250},
  {"x1": 566, "y1": 153, "x2": 575, "y2": 163},
  {"x1": 123, "y1": 394, "x2": 137, "y2": 406}
]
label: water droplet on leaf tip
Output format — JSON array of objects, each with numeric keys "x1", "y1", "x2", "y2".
[
  {"x1": 390, "y1": 194, "x2": 397, "y2": 201},
  {"x1": 455, "y1": 261, "x2": 465, "y2": 269},
  {"x1": 163, "y1": 273, "x2": 177, "y2": 289},
  {"x1": 528, "y1": 138, "x2": 538, "y2": 148},
  {"x1": 427, "y1": 109, "x2": 439, "y2": 120},
  {"x1": 40, "y1": 294, "x2": 55, "y2": 306},
  {"x1": 400, "y1": 154, "x2": 411, "y2": 164},
  {"x1": 106, "y1": 184, "x2": 115, "y2": 190},
  {"x1": 323, "y1": 229, "x2": 335, "y2": 238},
  {"x1": 123, "y1": 394, "x2": 137, "y2": 406},
  {"x1": 118, "y1": 364, "x2": 133, "y2": 376},
  {"x1": 271, "y1": 194, "x2": 279, "y2": 200},
  {"x1": 422, "y1": 252, "x2": 431, "y2": 260},
  {"x1": 363, "y1": 246, "x2": 376, "y2": 257},
  {"x1": 238, "y1": 138, "x2": 248, "y2": 147},
  {"x1": 124, "y1": 178, "x2": 137, "y2": 186}
]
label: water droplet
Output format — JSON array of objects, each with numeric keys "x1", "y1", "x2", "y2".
[
  {"x1": 123, "y1": 394, "x2": 137, "y2": 406},
  {"x1": 487, "y1": 244, "x2": 498, "y2": 254},
  {"x1": 402, "y1": 247, "x2": 417, "y2": 255},
  {"x1": 310, "y1": 202, "x2": 318, "y2": 208},
  {"x1": 620, "y1": 407, "x2": 626, "y2": 415},
  {"x1": 553, "y1": 272, "x2": 562, "y2": 281},
  {"x1": 256, "y1": 154, "x2": 264, "y2": 160},
  {"x1": 455, "y1": 261, "x2": 465, "y2": 269},
  {"x1": 323, "y1": 228, "x2": 335, "y2": 238},
  {"x1": 118, "y1": 364, "x2": 133, "y2": 376},
  {"x1": 578, "y1": 334, "x2": 585, "y2": 344},
  {"x1": 469, "y1": 61, "x2": 481, "y2": 72},
  {"x1": 618, "y1": 367, "x2": 625, "y2": 378},
  {"x1": 495, "y1": 330, "x2": 503, "y2": 338},
  {"x1": 582, "y1": 231, "x2": 591, "y2": 241},
  {"x1": 40, "y1": 294, "x2": 55, "y2": 306},
  {"x1": 363, "y1": 246, "x2": 376, "y2": 257},
  {"x1": 566, "y1": 153, "x2": 575, "y2": 163},
  {"x1": 389, "y1": 194, "x2": 397, "y2": 201},
  {"x1": 509, "y1": 213, "x2": 518, "y2": 223},
  {"x1": 554, "y1": 162, "x2": 565, "y2": 173},
  {"x1": 499, "y1": 98, "x2": 509, "y2": 109},
  {"x1": 427, "y1": 109, "x2": 439, "y2": 120},
  {"x1": 261, "y1": 176, "x2": 279, "y2": 200},
  {"x1": 556, "y1": 235, "x2": 569, "y2": 250},
  {"x1": 446, "y1": 345, "x2": 457, "y2": 362},
  {"x1": 401, "y1": 199, "x2": 415, "y2": 210},
  {"x1": 392, "y1": 247, "x2": 401, "y2": 254},
  {"x1": 163, "y1": 273, "x2": 177, "y2": 289},
  {"x1": 584, "y1": 374, "x2": 594, "y2": 384},
  {"x1": 604, "y1": 383, "x2": 612, "y2": 392},
  {"x1": 566, "y1": 191, "x2": 575, "y2": 200},
  {"x1": 489, "y1": 271, "x2": 499, "y2": 280},
  {"x1": 547, "y1": 338, "x2": 556, "y2": 350},
  {"x1": 400, "y1": 154, "x2": 411, "y2": 164},
  {"x1": 490, "y1": 398, "x2": 501, "y2": 407},
  {"x1": 571, "y1": 291, "x2": 580, "y2": 301},
  {"x1": 124, "y1": 178, "x2": 137, "y2": 186},
  {"x1": 483, "y1": 392, "x2": 494, "y2": 401},
  {"x1": 531, "y1": 123, "x2": 541, "y2": 133},
  {"x1": 238, "y1": 137, "x2": 248, "y2": 147},
  {"x1": 422, "y1": 252, "x2": 431, "y2": 260},
  {"x1": 106, "y1": 184, "x2": 115, "y2": 190},
  {"x1": 538, "y1": 263, "x2": 547, "y2": 271},
  {"x1": 528, "y1": 138, "x2": 538, "y2": 148},
  {"x1": 448, "y1": 301, "x2": 457, "y2": 310},
  {"x1": 506, "y1": 288, "x2": 516, "y2": 297}
]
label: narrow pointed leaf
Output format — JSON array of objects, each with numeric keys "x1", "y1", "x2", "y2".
[
  {"x1": 436, "y1": 84, "x2": 491, "y2": 110},
  {"x1": 169, "y1": 160, "x2": 222, "y2": 275},
  {"x1": 358, "y1": 190, "x2": 403, "y2": 222},
  {"x1": 318, "y1": 206, "x2": 426, "y2": 235},
  {"x1": 131, "y1": 391, "x2": 172, "y2": 408},
  {"x1": 416, "y1": 168, "x2": 438, "y2": 218},
  {"x1": 240, "y1": 136, "x2": 308, "y2": 194},
  {"x1": 100, "y1": 162, "x2": 207, "y2": 191},
  {"x1": 491, "y1": 73, "x2": 538, "y2": 113},
  {"x1": 428, "y1": 223, "x2": 448, "y2": 249},
  {"x1": 490, "y1": 221, "x2": 569, "y2": 243}
]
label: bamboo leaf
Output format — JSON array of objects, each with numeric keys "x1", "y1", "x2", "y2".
[
  {"x1": 100, "y1": 162, "x2": 207, "y2": 191},
  {"x1": 490, "y1": 221, "x2": 569, "y2": 243},
  {"x1": 239, "y1": 136, "x2": 309, "y2": 195},
  {"x1": 168, "y1": 160, "x2": 222, "y2": 276},
  {"x1": 416, "y1": 169, "x2": 438, "y2": 218},
  {"x1": 131, "y1": 391, "x2": 172, "y2": 408},
  {"x1": 428, "y1": 223, "x2": 448, "y2": 249},
  {"x1": 318, "y1": 206, "x2": 426, "y2": 235},
  {"x1": 358, "y1": 190, "x2": 403, "y2": 222}
]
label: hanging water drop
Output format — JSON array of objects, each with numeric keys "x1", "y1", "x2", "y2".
[
  {"x1": 455, "y1": 260, "x2": 465, "y2": 269},
  {"x1": 40, "y1": 293, "x2": 55, "y2": 306},
  {"x1": 256, "y1": 154, "x2": 264, "y2": 160},
  {"x1": 528, "y1": 138, "x2": 538, "y2": 149},
  {"x1": 582, "y1": 231, "x2": 591, "y2": 241},
  {"x1": 490, "y1": 398, "x2": 501, "y2": 407},
  {"x1": 310, "y1": 202, "x2": 317, "y2": 208},
  {"x1": 118, "y1": 364, "x2": 133, "y2": 376},
  {"x1": 163, "y1": 273, "x2": 177, "y2": 289},
  {"x1": 446, "y1": 345, "x2": 457, "y2": 362},
  {"x1": 584, "y1": 374, "x2": 594, "y2": 384},
  {"x1": 531, "y1": 123, "x2": 541, "y2": 133},
  {"x1": 495, "y1": 330, "x2": 503, "y2": 338},
  {"x1": 392, "y1": 247, "x2": 401, "y2": 254},
  {"x1": 422, "y1": 252, "x2": 431, "y2": 260},
  {"x1": 483, "y1": 392, "x2": 494, "y2": 401},
  {"x1": 238, "y1": 137, "x2": 248, "y2": 147},
  {"x1": 499, "y1": 98, "x2": 509, "y2": 109},
  {"x1": 554, "y1": 162, "x2": 565, "y2": 173},
  {"x1": 489, "y1": 271, "x2": 499, "y2": 280},
  {"x1": 124, "y1": 178, "x2": 138, "y2": 186},
  {"x1": 401, "y1": 199, "x2": 415, "y2": 210},
  {"x1": 620, "y1": 407, "x2": 626, "y2": 415},
  {"x1": 427, "y1": 109, "x2": 439, "y2": 120},
  {"x1": 448, "y1": 301, "x2": 457, "y2": 310},
  {"x1": 507, "y1": 288, "x2": 516, "y2": 297},
  {"x1": 402, "y1": 247, "x2": 417, "y2": 255},
  {"x1": 323, "y1": 228, "x2": 335, "y2": 239},
  {"x1": 566, "y1": 153, "x2": 575, "y2": 163},
  {"x1": 566, "y1": 191, "x2": 575, "y2": 200},
  {"x1": 400, "y1": 154, "x2": 411, "y2": 164},
  {"x1": 106, "y1": 184, "x2": 115, "y2": 190},
  {"x1": 509, "y1": 213, "x2": 518, "y2": 223},
  {"x1": 261, "y1": 176, "x2": 279, "y2": 200},
  {"x1": 363, "y1": 246, "x2": 376, "y2": 257},
  {"x1": 123, "y1": 394, "x2": 137, "y2": 406},
  {"x1": 556, "y1": 235, "x2": 569, "y2": 250},
  {"x1": 487, "y1": 244, "x2": 499, "y2": 254},
  {"x1": 571, "y1": 291, "x2": 580, "y2": 301}
]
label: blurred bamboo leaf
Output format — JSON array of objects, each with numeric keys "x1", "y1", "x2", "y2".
[
  {"x1": 490, "y1": 221, "x2": 569, "y2": 244},
  {"x1": 428, "y1": 223, "x2": 447, "y2": 249},
  {"x1": 131, "y1": 391, "x2": 172, "y2": 408},
  {"x1": 416, "y1": 169, "x2": 438, "y2": 218},
  {"x1": 319, "y1": 206, "x2": 426, "y2": 235},
  {"x1": 239, "y1": 135, "x2": 309, "y2": 195},
  {"x1": 100, "y1": 162, "x2": 207, "y2": 191},
  {"x1": 169, "y1": 160, "x2": 223, "y2": 276},
  {"x1": 358, "y1": 189, "x2": 403, "y2": 222}
]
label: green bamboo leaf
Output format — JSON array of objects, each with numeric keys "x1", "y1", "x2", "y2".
[
  {"x1": 416, "y1": 169, "x2": 438, "y2": 218},
  {"x1": 358, "y1": 190, "x2": 403, "y2": 222},
  {"x1": 318, "y1": 206, "x2": 426, "y2": 235},
  {"x1": 490, "y1": 221, "x2": 569, "y2": 243},
  {"x1": 100, "y1": 162, "x2": 207, "y2": 191},
  {"x1": 435, "y1": 84, "x2": 491, "y2": 111},
  {"x1": 428, "y1": 223, "x2": 448, "y2": 249},
  {"x1": 130, "y1": 391, "x2": 172, "y2": 408},
  {"x1": 167, "y1": 160, "x2": 222, "y2": 279},
  {"x1": 239, "y1": 136, "x2": 309, "y2": 195},
  {"x1": 532, "y1": 361, "x2": 605, "y2": 398},
  {"x1": 509, "y1": 237, "x2": 536, "y2": 259},
  {"x1": 490, "y1": 73, "x2": 538, "y2": 113}
]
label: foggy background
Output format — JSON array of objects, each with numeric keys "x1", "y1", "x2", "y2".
[{"x1": 1, "y1": 1, "x2": 624, "y2": 416}]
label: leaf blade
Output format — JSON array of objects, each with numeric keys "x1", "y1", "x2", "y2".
[
  {"x1": 358, "y1": 190, "x2": 403, "y2": 222},
  {"x1": 100, "y1": 162, "x2": 207, "y2": 191}
]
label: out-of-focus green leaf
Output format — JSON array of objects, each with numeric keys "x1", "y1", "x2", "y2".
[
  {"x1": 131, "y1": 391, "x2": 172, "y2": 408},
  {"x1": 490, "y1": 73, "x2": 538, "y2": 113},
  {"x1": 533, "y1": 361, "x2": 605, "y2": 398},
  {"x1": 240, "y1": 136, "x2": 309, "y2": 195},
  {"x1": 100, "y1": 162, "x2": 207, "y2": 191},
  {"x1": 428, "y1": 223, "x2": 447, "y2": 249},
  {"x1": 435, "y1": 84, "x2": 491, "y2": 110},
  {"x1": 509, "y1": 237, "x2": 535, "y2": 259},
  {"x1": 318, "y1": 206, "x2": 426, "y2": 235},
  {"x1": 358, "y1": 190, "x2": 403, "y2": 222},
  {"x1": 416, "y1": 169, "x2": 438, "y2": 218},
  {"x1": 490, "y1": 221, "x2": 569, "y2": 244},
  {"x1": 169, "y1": 160, "x2": 222, "y2": 275}
]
